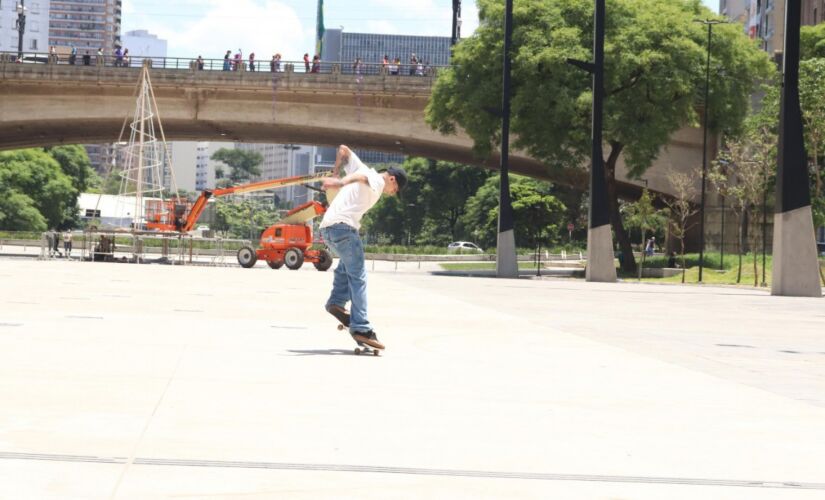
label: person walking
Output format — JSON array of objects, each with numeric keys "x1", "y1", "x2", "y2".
[
  {"x1": 320, "y1": 145, "x2": 407, "y2": 350},
  {"x1": 122, "y1": 48, "x2": 130, "y2": 67},
  {"x1": 248, "y1": 52, "x2": 256, "y2": 71},
  {"x1": 233, "y1": 49, "x2": 242, "y2": 71},
  {"x1": 52, "y1": 229, "x2": 61, "y2": 257},
  {"x1": 114, "y1": 46, "x2": 123, "y2": 67},
  {"x1": 63, "y1": 231, "x2": 73, "y2": 258},
  {"x1": 311, "y1": 54, "x2": 320, "y2": 73},
  {"x1": 303, "y1": 53, "x2": 310, "y2": 72},
  {"x1": 69, "y1": 45, "x2": 77, "y2": 65},
  {"x1": 645, "y1": 236, "x2": 656, "y2": 257},
  {"x1": 196, "y1": 55, "x2": 204, "y2": 70}
]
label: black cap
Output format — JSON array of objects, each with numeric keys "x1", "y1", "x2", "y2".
[{"x1": 386, "y1": 166, "x2": 408, "y2": 191}]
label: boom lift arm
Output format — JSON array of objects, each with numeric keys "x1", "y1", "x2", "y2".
[{"x1": 177, "y1": 172, "x2": 332, "y2": 233}]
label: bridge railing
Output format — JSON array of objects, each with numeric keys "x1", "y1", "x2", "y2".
[{"x1": 0, "y1": 51, "x2": 451, "y2": 77}]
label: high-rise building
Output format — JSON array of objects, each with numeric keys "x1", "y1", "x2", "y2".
[
  {"x1": 320, "y1": 29, "x2": 452, "y2": 166},
  {"x1": 48, "y1": 0, "x2": 122, "y2": 54},
  {"x1": 122, "y1": 28, "x2": 166, "y2": 66},
  {"x1": 802, "y1": 0, "x2": 825, "y2": 25},
  {"x1": 0, "y1": 0, "x2": 50, "y2": 54},
  {"x1": 725, "y1": 0, "x2": 824, "y2": 58},
  {"x1": 235, "y1": 143, "x2": 316, "y2": 206}
]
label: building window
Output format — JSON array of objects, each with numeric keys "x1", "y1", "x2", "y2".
[
  {"x1": 85, "y1": 209, "x2": 102, "y2": 218},
  {"x1": 29, "y1": 38, "x2": 37, "y2": 50}
]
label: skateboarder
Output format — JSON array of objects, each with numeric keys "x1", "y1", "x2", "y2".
[{"x1": 320, "y1": 145, "x2": 407, "y2": 350}]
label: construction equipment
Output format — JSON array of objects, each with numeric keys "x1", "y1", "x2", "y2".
[
  {"x1": 145, "y1": 172, "x2": 331, "y2": 233},
  {"x1": 236, "y1": 199, "x2": 333, "y2": 271},
  {"x1": 144, "y1": 171, "x2": 337, "y2": 271}
]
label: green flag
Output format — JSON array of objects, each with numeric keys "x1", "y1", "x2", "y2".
[{"x1": 315, "y1": 0, "x2": 325, "y2": 57}]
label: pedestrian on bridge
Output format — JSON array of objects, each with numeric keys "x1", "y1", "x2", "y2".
[{"x1": 223, "y1": 50, "x2": 231, "y2": 71}]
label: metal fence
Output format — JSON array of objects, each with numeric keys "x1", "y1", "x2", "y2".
[{"x1": 0, "y1": 51, "x2": 451, "y2": 77}]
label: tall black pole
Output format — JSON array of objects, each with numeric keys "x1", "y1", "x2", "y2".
[
  {"x1": 496, "y1": 0, "x2": 518, "y2": 278},
  {"x1": 451, "y1": 0, "x2": 462, "y2": 46},
  {"x1": 566, "y1": 0, "x2": 615, "y2": 282},
  {"x1": 590, "y1": 0, "x2": 610, "y2": 233},
  {"x1": 16, "y1": 0, "x2": 26, "y2": 61},
  {"x1": 698, "y1": 22, "x2": 712, "y2": 283},
  {"x1": 771, "y1": 0, "x2": 821, "y2": 296}
]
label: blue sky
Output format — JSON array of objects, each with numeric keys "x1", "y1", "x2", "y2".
[{"x1": 122, "y1": 0, "x2": 720, "y2": 60}]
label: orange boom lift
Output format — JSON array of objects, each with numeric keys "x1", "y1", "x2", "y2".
[{"x1": 146, "y1": 172, "x2": 336, "y2": 271}]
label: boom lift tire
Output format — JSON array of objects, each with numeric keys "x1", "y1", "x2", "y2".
[
  {"x1": 314, "y1": 249, "x2": 333, "y2": 271},
  {"x1": 267, "y1": 260, "x2": 284, "y2": 270},
  {"x1": 237, "y1": 246, "x2": 258, "y2": 268},
  {"x1": 284, "y1": 248, "x2": 304, "y2": 270}
]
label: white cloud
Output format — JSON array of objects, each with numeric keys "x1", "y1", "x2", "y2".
[{"x1": 127, "y1": 0, "x2": 309, "y2": 61}]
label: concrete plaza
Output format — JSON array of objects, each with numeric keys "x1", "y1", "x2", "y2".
[{"x1": 0, "y1": 258, "x2": 823, "y2": 499}]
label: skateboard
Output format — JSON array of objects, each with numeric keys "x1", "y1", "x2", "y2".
[{"x1": 327, "y1": 305, "x2": 383, "y2": 356}]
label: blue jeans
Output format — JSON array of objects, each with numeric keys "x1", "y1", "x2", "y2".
[{"x1": 320, "y1": 224, "x2": 372, "y2": 333}]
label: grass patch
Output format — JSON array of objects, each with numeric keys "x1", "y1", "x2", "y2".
[{"x1": 630, "y1": 252, "x2": 825, "y2": 287}]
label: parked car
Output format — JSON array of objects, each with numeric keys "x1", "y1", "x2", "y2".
[{"x1": 447, "y1": 241, "x2": 484, "y2": 253}]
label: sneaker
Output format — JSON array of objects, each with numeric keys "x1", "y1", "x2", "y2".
[
  {"x1": 326, "y1": 304, "x2": 350, "y2": 327},
  {"x1": 352, "y1": 330, "x2": 385, "y2": 350}
]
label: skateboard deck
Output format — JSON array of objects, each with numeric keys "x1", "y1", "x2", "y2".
[{"x1": 327, "y1": 305, "x2": 383, "y2": 356}]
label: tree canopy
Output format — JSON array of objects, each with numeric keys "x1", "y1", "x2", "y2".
[
  {"x1": 361, "y1": 157, "x2": 567, "y2": 248},
  {"x1": 211, "y1": 149, "x2": 263, "y2": 184},
  {"x1": 801, "y1": 22, "x2": 825, "y2": 61},
  {"x1": 426, "y1": 0, "x2": 773, "y2": 271},
  {"x1": 0, "y1": 149, "x2": 79, "y2": 231}
]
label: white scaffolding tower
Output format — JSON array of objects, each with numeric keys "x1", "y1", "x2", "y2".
[{"x1": 112, "y1": 62, "x2": 180, "y2": 230}]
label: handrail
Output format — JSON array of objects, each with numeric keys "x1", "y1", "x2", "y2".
[{"x1": 0, "y1": 50, "x2": 451, "y2": 77}]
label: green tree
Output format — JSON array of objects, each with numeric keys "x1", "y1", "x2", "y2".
[
  {"x1": 46, "y1": 145, "x2": 100, "y2": 193},
  {"x1": 426, "y1": 0, "x2": 773, "y2": 272},
  {"x1": 211, "y1": 149, "x2": 263, "y2": 184},
  {"x1": 621, "y1": 188, "x2": 668, "y2": 279},
  {"x1": 801, "y1": 23, "x2": 825, "y2": 61},
  {"x1": 213, "y1": 198, "x2": 282, "y2": 239},
  {"x1": 414, "y1": 158, "x2": 491, "y2": 244},
  {"x1": 799, "y1": 59, "x2": 825, "y2": 208},
  {"x1": 0, "y1": 149, "x2": 78, "y2": 231},
  {"x1": 462, "y1": 175, "x2": 566, "y2": 249}
]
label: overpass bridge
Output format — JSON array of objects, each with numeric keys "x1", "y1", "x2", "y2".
[{"x1": 0, "y1": 55, "x2": 709, "y2": 199}]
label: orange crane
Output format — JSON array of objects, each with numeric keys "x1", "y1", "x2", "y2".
[
  {"x1": 146, "y1": 172, "x2": 332, "y2": 233},
  {"x1": 145, "y1": 172, "x2": 337, "y2": 271}
]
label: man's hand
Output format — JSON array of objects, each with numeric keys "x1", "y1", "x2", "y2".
[
  {"x1": 332, "y1": 145, "x2": 352, "y2": 177},
  {"x1": 322, "y1": 177, "x2": 344, "y2": 191}
]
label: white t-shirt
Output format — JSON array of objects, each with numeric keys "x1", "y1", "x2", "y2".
[{"x1": 320, "y1": 151, "x2": 385, "y2": 231}]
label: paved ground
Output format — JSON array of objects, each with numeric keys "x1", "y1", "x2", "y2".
[{"x1": 0, "y1": 258, "x2": 824, "y2": 499}]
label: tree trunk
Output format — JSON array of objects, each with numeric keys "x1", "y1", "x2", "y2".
[
  {"x1": 638, "y1": 229, "x2": 646, "y2": 280},
  {"x1": 605, "y1": 142, "x2": 636, "y2": 273},
  {"x1": 814, "y1": 142, "x2": 821, "y2": 198},
  {"x1": 737, "y1": 212, "x2": 744, "y2": 284},
  {"x1": 680, "y1": 237, "x2": 686, "y2": 283}
]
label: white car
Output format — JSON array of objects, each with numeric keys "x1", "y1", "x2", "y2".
[{"x1": 447, "y1": 241, "x2": 484, "y2": 253}]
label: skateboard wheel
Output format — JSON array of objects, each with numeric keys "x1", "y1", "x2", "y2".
[
  {"x1": 354, "y1": 348, "x2": 362, "y2": 355},
  {"x1": 337, "y1": 324, "x2": 344, "y2": 331},
  {"x1": 372, "y1": 350, "x2": 379, "y2": 356}
]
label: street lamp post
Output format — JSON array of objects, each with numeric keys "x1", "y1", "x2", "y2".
[
  {"x1": 451, "y1": 0, "x2": 462, "y2": 47},
  {"x1": 15, "y1": 1, "x2": 27, "y2": 61},
  {"x1": 694, "y1": 19, "x2": 728, "y2": 283}
]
